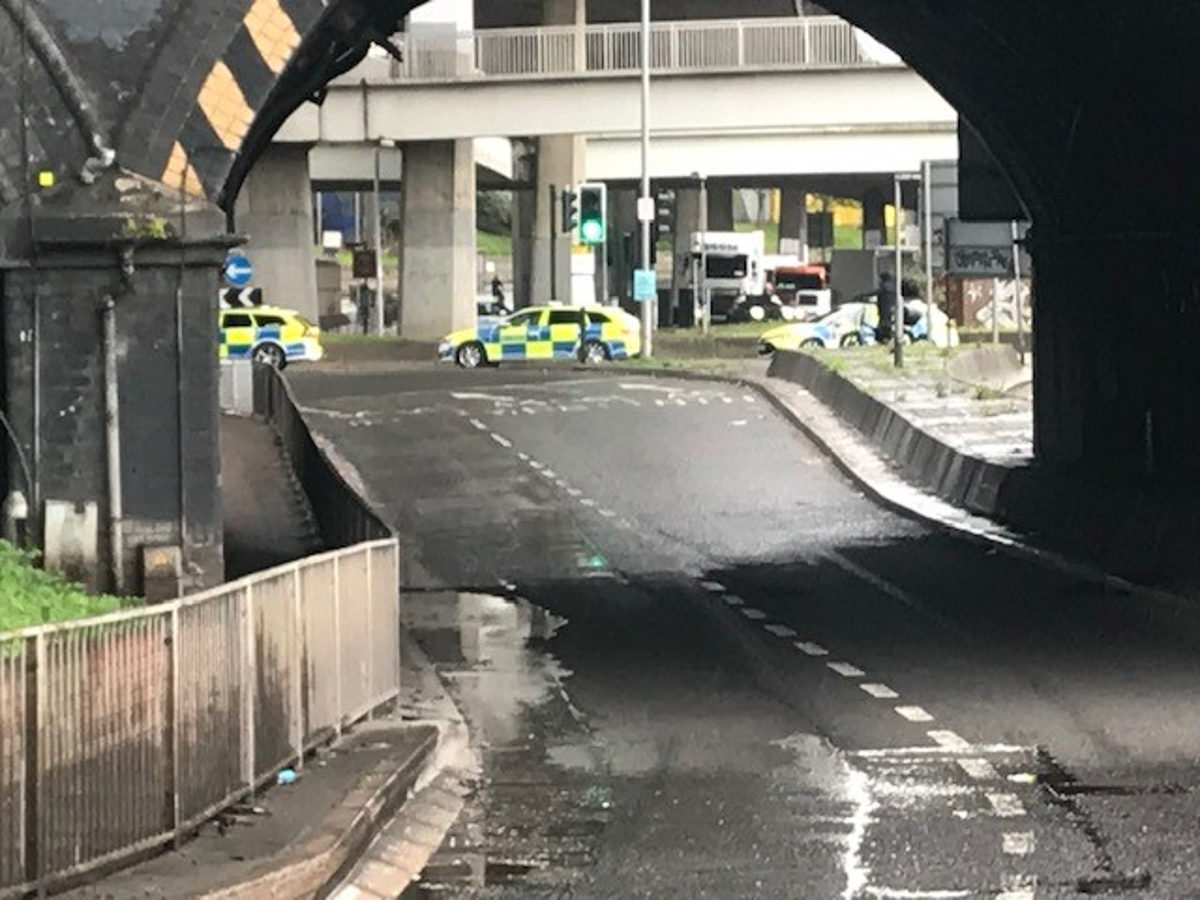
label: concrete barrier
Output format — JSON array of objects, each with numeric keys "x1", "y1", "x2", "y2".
[
  {"x1": 945, "y1": 344, "x2": 1031, "y2": 394},
  {"x1": 767, "y1": 349, "x2": 1200, "y2": 587}
]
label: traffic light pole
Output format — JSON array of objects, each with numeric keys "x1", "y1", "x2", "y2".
[
  {"x1": 638, "y1": 0, "x2": 653, "y2": 357},
  {"x1": 549, "y1": 184, "x2": 557, "y2": 303}
]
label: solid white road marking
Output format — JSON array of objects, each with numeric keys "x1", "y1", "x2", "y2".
[
  {"x1": 861, "y1": 683, "x2": 899, "y2": 699},
  {"x1": 454, "y1": 392, "x2": 516, "y2": 402},
  {"x1": 731, "y1": 420, "x2": 748, "y2": 427},
  {"x1": 741, "y1": 608, "x2": 768, "y2": 620},
  {"x1": 489, "y1": 433, "x2": 512, "y2": 449},
  {"x1": 826, "y1": 550, "x2": 964, "y2": 636},
  {"x1": 986, "y1": 793, "x2": 1027, "y2": 818},
  {"x1": 795, "y1": 641, "x2": 829, "y2": 657},
  {"x1": 896, "y1": 706, "x2": 935, "y2": 723},
  {"x1": 995, "y1": 891, "x2": 1035, "y2": 900},
  {"x1": 928, "y1": 731, "x2": 972, "y2": 752},
  {"x1": 958, "y1": 758, "x2": 1000, "y2": 781},
  {"x1": 827, "y1": 662, "x2": 866, "y2": 678},
  {"x1": 764, "y1": 623, "x2": 797, "y2": 638},
  {"x1": 1003, "y1": 832, "x2": 1036, "y2": 856}
]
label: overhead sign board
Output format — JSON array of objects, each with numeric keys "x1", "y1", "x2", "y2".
[{"x1": 945, "y1": 219, "x2": 1031, "y2": 276}]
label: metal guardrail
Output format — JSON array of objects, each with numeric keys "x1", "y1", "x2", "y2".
[
  {"x1": 390, "y1": 16, "x2": 892, "y2": 82},
  {"x1": 0, "y1": 539, "x2": 401, "y2": 896}
]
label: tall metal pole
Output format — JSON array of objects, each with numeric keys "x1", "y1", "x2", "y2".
[
  {"x1": 893, "y1": 174, "x2": 903, "y2": 368},
  {"x1": 699, "y1": 174, "x2": 709, "y2": 334},
  {"x1": 373, "y1": 144, "x2": 385, "y2": 335},
  {"x1": 549, "y1": 184, "x2": 558, "y2": 303},
  {"x1": 922, "y1": 160, "x2": 933, "y2": 310},
  {"x1": 1012, "y1": 219, "x2": 1025, "y2": 364},
  {"x1": 639, "y1": 0, "x2": 653, "y2": 357}
]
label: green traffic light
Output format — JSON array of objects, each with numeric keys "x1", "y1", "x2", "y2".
[{"x1": 580, "y1": 219, "x2": 604, "y2": 244}]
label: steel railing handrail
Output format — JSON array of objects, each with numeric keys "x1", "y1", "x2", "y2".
[{"x1": 387, "y1": 15, "x2": 900, "y2": 83}]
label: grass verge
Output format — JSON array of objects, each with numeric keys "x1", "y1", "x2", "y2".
[{"x1": 0, "y1": 542, "x2": 123, "y2": 633}]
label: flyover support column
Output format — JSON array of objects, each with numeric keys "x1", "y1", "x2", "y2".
[
  {"x1": 673, "y1": 188, "x2": 702, "y2": 325},
  {"x1": 861, "y1": 187, "x2": 886, "y2": 249},
  {"x1": 399, "y1": 139, "x2": 477, "y2": 339},
  {"x1": 532, "y1": 135, "x2": 585, "y2": 304},
  {"x1": 610, "y1": 187, "x2": 638, "y2": 306},
  {"x1": 707, "y1": 185, "x2": 735, "y2": 232},
  {"x1": 232, "y1": 144, "x2": 318, "y2": 320},
  {"x1": 778, "y1": 186, "x2": 809, "y2": 258},
  {"x1": 0, "y1": 179, "x2": 229, "y2": 597}
]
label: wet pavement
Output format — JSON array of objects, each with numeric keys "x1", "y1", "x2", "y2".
[{"x1": 290, "y1": 364, "x2": 1200, "y2": 898}]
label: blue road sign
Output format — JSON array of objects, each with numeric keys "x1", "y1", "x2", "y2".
[
  {"x1": 633, "y1": 268, "x2": 657, "y2": 303},
  {"x1": 224, "y1": 253, "x2": 253, "y2": 287}
]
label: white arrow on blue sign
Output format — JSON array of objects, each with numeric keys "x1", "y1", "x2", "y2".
[{"x1": 223, "y1": 254, "x2": 254, "y2": 287}]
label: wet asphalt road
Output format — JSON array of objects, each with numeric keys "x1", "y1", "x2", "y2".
[{"x1": 289, "y1": 364, "x2": 1200, "y2": 898}]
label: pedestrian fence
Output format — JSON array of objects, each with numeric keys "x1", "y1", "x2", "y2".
[
  {"x1": 0, "y1": 539, "x2": 401, "y2": 896},
  {"x1": 389, "y1": 16, "x2": 889, "y2": 82}
]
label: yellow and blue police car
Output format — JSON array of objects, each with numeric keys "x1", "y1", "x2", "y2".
[
  {"x1": 438, "y1": 304, "x2": 642, "y2": 368},
  {"x1": 219, "y1": 305, "x2": 325, "y2": 369}
]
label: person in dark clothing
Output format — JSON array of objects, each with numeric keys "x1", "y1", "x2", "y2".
[
  {"x1": 490, "y1": 276, "x2": 505, "y2": 310},
  {"x1": 875, "y1": 271, "x2": 896, "y2": 344}
]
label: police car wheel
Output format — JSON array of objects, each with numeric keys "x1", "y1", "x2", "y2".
[
  {"x1": 839, "y1": 333, "x2": 862, "y2": 348},
  {"x1": 800, "y1": 338, "x2": 823, "y2": 349},
  {"x1": 582, "y1": 340, "x2": 608, "y2": 365},
  {"x1": 252, "y1": 343, "x2": 286, "y2": 369},
  {"x1": 455, "y1": 342, "x2": 487, "y2": 368}
]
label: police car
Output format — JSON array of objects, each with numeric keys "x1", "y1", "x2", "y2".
[
  {"x1": 219, "y1": 305, "x2": 325, "y2": 369},
  {"x1": 439, "y1": 304, "x2": 642, "y2": 368}
]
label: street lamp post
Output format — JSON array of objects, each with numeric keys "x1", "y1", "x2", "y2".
[
  {"x1": 892, "y1": 171, "x2": 922, "y2": 368},
  {"x1": 639, "y1": 0, "x2": 653, "y2": 357}
]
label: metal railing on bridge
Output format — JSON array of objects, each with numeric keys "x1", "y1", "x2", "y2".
[
  {"x1": 0, "y1": 540, "x2": 401, "y2": 895},
  {"x1": 390, "y1": 16, "x2": 896, "y2": 82}
]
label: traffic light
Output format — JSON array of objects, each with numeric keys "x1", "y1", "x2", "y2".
[
  {"x1": 655, "y1": 188, "x2": 675, "y2": 239},
  {"x1": 560, "y1": 187, "x2": 578, "y2": 235},
  {"x1": 577, "y1": 182, "x2": 607, "y2": 245}
]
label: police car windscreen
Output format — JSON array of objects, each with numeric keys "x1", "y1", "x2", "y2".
[{"x1": 705, "y1": 255, "x2": 748, "y2": 279}]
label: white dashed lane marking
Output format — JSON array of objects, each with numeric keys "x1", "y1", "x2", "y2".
[
  {"x1": 469, "y1": 419, "x2": 488, "y2": 431},
  {"x1": 723, "y1": 595, "x2": 744, "y2": 607},
  {"x1": 1002, "y1": 832, "x2": 1036, "y2": 856},
  {"x1": 763, "y1": 623, "x2": 797, "y2": 638},
  {"x1": 928, "y1": 731, "x2": 972, "y2": 752},
  {"x1": 740, "y1": 608, "x2": 768, "y2": 621},
  {"x1": 958, "y1": 758, "x2": 1000, "y2": 781},
  {"x1": 566, "y1": 487, "x2": 583, "y2": 497},
  {"x1": 827, "y1": 662, "x2": 865, "y2": 678},
  {"x1": 528, "y1": 460, "x2": 544, "y2": 470},
  {"x1": 895, "y1": 706, "x2": 935, "y2": 723},
  {"x1": 700, "y1": 581, "x2": 726, "y2": 593},
  {"x1": 795, "y1": 641, "x2": 829, "y2": 657},
  {"x1": 986, "y1": 793, "x2": 1027, "y2": 818},
  {"x1": 860, "y1": 683, "x2": 899, "y2": 700}
]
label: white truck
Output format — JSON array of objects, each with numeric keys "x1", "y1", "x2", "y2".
[{"x1": 691, "y1": 230, "x2": 767, "y2": 321}]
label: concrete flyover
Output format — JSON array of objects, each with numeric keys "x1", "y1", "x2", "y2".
[{"x1": 1, "y1": 0, "x2": 1200, "y2": 588}]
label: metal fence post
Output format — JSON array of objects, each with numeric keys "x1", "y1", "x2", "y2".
[
  {"x1": 291, "y1": 567, "x2": 304, "y2": 769},
  {"x1": 22, "y1": 634, "x2": 42, "y2": 888},
  {"x1": 240, "y1": 586, "x2": 256, "y2": 796},
  {"x1": 333, "y1": 555, "x2": 342, "y2": 737},
  {"x1": 167, "y1": 607, "x2": 181, "y2": 847},
  {"x1": 365, "y1": 548, "x2": 374, "y2": 719}
]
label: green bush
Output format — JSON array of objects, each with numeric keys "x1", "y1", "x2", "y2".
[{"x1": 0, "y1": 542, "x2": 122, "y2": 633}]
